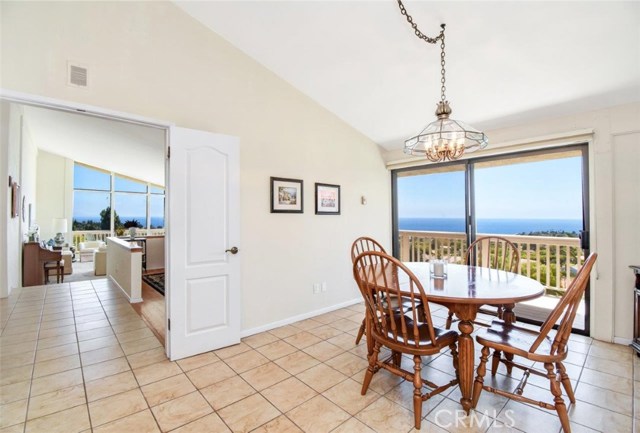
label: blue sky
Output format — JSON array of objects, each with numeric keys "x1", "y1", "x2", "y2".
[
  {"x1": 398, "y1": 156, "x2": 583, "y2": 219},
  {"x1": 73, "y1": 164, "x2": 164, "y2": 220}
]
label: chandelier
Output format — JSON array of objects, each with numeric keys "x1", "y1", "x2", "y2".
[{"x1": 397, "y1": 0, "x2": 488, "y2": 162}]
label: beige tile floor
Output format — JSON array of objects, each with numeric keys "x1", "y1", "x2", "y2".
[{"x1": 0, "y1": 279, "x2": 637, "y2": 433}]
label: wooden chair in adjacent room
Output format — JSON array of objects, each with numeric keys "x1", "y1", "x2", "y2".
[
  {"x1": 352, "y1": 251, "x2": 459, "y2": 429},
  {"x1": 445, "y1": 235, "x2": 520, "y2": 329},
  {"x1": 43, "y1": 259, "x2": 64, "y2": 284},
  {"x1": 471, "y1": 253, "x2": 597, "y2": 433}
]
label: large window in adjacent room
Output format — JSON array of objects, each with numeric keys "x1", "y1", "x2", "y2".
[
  {"x1": 73, "y1": 165, "x2": 111, "y2": 231},
  {"x1": 72, "y1": 163, "x2": 165, "y2": 234},
  {"x1": 149, "y1": 187, "x2": 165, "y2": 229}
]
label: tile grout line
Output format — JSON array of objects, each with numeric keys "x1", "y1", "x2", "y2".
[
  {"x1": 76, "y1": 280, "x2": 99, "y2": 431},
  {"x1": 91, "y1": 278, "x2": 161, "y2": 432},
  {"x1": 21, "y1": 283, "x2": 49, "y2": 432},
  {"x1": 6, "y1": 291, "x2": 636, "y2": 433}
]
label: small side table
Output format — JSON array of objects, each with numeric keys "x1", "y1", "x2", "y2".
[{"x1": 630, "y1": 265, "x2": 640, "y2": 357}]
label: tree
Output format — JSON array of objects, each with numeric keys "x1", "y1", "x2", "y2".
[
  {"x1": 72, "y1": 219, "x2": 101, "y2": 231},
  {"x1": 123, "y1": 219, "x2": 143, "y2": 229},
  {"x1": 100, "y1": 206, "x2": 122, "y2": 230}
]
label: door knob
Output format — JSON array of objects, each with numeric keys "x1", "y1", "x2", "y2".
[{"x1": 225, "y1": 247, "x2": 239, "y2": 254}]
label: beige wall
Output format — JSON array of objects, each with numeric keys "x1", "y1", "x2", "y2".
[
  {"x1": 0, "y1": 2, "x2": 391, "y2": 330},
  {"x1": 0, "y1": 102, "x2": 39, "y2": 296},
  {"x1": 35, "y1": 150, "x2": 74, "y2": 242},
  {"x1": 21, "y1": 121, "x2": 38, "y2": 235},
  {"x1": 0, "y1": 103, "x2": 8, "y2": 297},
  {"x1": 106, "y1": 238, "x2": 142, "y2": 303},
  {"x1": 0, "y1": 101, "x2": 12, "y2": 296},
  {"x1": 385, "y1": 103, "x2": 640, "y2": 343}
]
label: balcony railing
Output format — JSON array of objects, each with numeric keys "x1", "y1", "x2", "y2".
[
  {"x1": 72, "y1": 229, "x2": 166, "y2": 249},
  {"x1": 399, "y1": 230, "x2": 583, "y2": 296}
]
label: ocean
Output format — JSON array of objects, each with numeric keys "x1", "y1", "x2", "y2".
[
  {"x1": 74, "y1": 216, "x2": 164, "y2": 227},
  {"x1": 398, "y1": 218, "x2": 582, "y2": 235}
]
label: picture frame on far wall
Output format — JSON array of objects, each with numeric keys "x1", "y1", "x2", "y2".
[
  {"x1": 315, "y1": 183, "x2": 340, "y2": 215},
  {"x1": 270, "y1": 177, "x2": 303, "y2": 213}
]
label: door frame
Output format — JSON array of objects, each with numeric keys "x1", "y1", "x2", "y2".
[
  {"x1": 0, "y1": 88, "x2": 175, "y2": 348},
  {"x1": 391, "y1": 143, "x2": 591, "y2": 335}
]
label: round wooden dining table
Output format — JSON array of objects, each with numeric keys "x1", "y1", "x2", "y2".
[{"x1": 399, "y1": 262, "x2": 545, "y2": 413}]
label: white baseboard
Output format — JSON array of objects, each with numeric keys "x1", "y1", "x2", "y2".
[
  {"x1": 240, "y1": 298, "x2": 362, "y2": 338},
  {"x1": 613, "y1": 337, "x2": 633, "y2": 346},
  {"x1": 108, "y1": 276, "x2": 142, "y2": 303}
]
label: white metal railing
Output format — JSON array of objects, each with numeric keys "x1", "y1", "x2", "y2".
[
  {"x1": 72, "y1": 229, "x2": 165, "y2": 249},
  {"x1": 398, "y1": 230, "x2": 583, "y2": 295},
  {"x1": 72, "y1": 231, "x2": 111, "y2": 249}
]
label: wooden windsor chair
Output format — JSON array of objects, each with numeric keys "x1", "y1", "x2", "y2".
[
  {"x1": 353, "y1": 251, "x2": 459, "y2": 429},
  {"x1": 445, "y1": 236, "x2": 520, "y2": 329},
  {"x1": 471, "y1": 253, "x2": 597, "y2": 433},
  {"x1": 351, "y1": 237, "x2": 387, "y2": 345},
  {"x1": 351, "y1": 237, "x2": 426, "y2": 347}
]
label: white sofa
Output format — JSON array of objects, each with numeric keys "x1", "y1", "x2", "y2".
[
  {"x1": 94, "y1": 246, "x2": 107, "y2": 276},
  {"x1": 78, "y1": 240, "x2": 106, "y2": 262},
  {"x1": 61, "y1": 250, "x2": 73, "y2": 275}
]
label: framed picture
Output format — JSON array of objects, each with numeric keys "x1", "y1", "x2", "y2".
[
  {"x1": 270, "y1": 177, "x2": 303, "y2": 213},
  {"x1": 315, "y1": 183, "x2": 340, "y2": 215}
]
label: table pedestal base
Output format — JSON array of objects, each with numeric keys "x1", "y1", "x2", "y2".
[{"x1": 450, "y1": 304, "x2": 478, "y2": 414}]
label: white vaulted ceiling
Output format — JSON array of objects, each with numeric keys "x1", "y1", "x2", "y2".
[
  {"x1": 22, "y1": 105, "x2": 166, "y2": 185},
  {"x1": 174, "y1": 1, "x2": 640, "y2": 150}
]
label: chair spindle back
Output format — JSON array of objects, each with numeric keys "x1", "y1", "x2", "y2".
[
  {"x1": 466, "y1": 236, "x2": 520, "y2": 273},
  {"x1": 351, "y1": 237, "x2": 386, "y2": 264},
  {"x1": 529, "y1": 253, "x2": 597, "y2": 355}
]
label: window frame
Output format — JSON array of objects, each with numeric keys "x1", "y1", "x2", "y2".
[{"x1": 72, "y1": 162, "x2": 165, "y2": 232}]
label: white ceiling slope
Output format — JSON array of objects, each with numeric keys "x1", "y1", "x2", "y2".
[
  {"x1": 22, "y1": 106, "x2": 165, "y2": 185},
  {"x1": 175, "y1": 1, "x2": 640, "y2": 150}
]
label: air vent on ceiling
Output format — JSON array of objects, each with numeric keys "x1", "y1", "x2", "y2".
[{"x1": 68, "y1": 63, "x2": 88, "y2": 87}]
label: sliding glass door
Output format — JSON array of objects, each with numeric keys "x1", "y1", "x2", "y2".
[
  {"x1": 395, "y1": 164, "x2": 469, "y2": 263},
  {"x1": 392, "y1": 145, "x2": 589, "y2": 333}
]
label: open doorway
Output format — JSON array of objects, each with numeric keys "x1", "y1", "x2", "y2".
[
  {"x1": 3, "y1": 91, "x2": 242, "y2": 361},
  {"x1": 8, "y1": 101, "x2": 169, "y2": 342}
]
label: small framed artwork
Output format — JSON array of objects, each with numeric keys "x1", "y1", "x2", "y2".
[
  {"x1": 315, "y1": 183, "x2": 340, "y2": 215},
  {"x1": 270, "y1": 177, "x2": 304, "y2": 213}
]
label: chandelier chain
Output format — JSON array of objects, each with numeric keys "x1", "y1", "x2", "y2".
[
  {"x1": 440, "y1": 35, "x2": 446, "y2": 101},
  {"x1": 396, "y1": 0, "x2": 447, "y2": 101},
  {"x1": 396, "y1": 0, "x2": 444, "y2": 44}
]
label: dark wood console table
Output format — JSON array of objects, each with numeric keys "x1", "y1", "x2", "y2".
[{"x1": 631, "y1": 265, "x2": 640, "y2": 356}]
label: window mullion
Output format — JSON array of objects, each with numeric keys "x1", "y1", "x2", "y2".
[{"x1": 110, "y1": 172, "x2": 115, "y2": 235}]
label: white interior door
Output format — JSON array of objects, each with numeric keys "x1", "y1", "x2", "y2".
[{"x1": 167, "y1": 127, "x2": 240, "y2": 360}]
